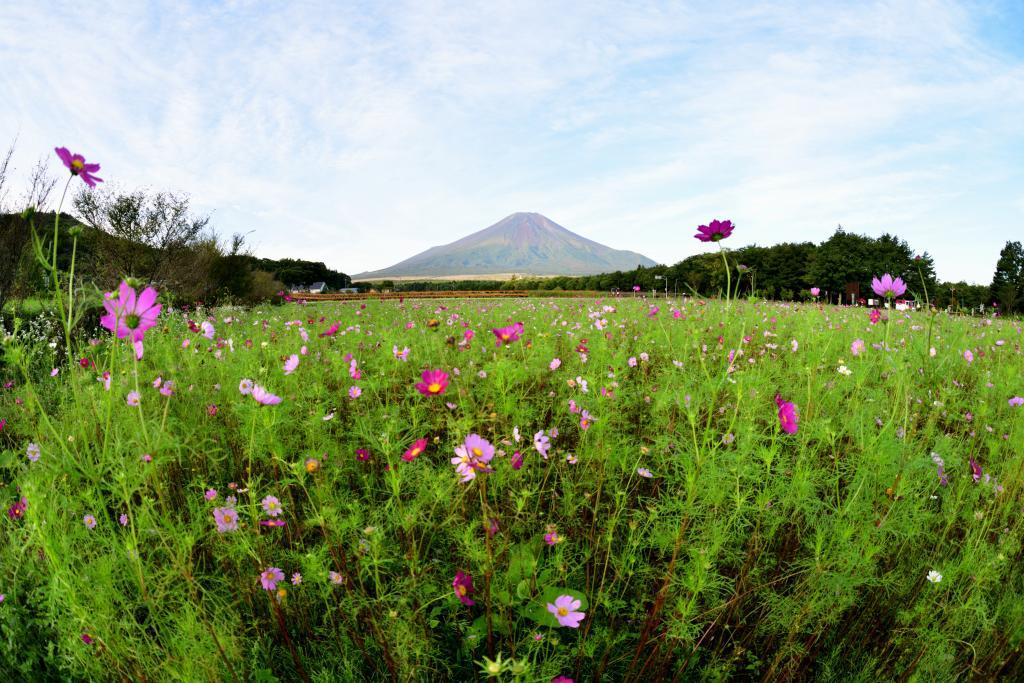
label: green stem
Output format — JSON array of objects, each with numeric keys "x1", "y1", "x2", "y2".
[{"x1": 719, "y1": 244, "x2": 731, "y2": 309}]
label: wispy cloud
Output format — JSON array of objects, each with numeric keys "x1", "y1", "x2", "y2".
[{"x1": 1, "y1": 0, "x2": 1021, "y2": 282}]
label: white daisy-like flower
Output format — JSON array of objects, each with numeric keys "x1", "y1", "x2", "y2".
[{"x1": 926, "y1": 570, "x2": 942, "y2": 584}]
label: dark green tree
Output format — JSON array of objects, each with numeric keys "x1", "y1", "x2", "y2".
[{"x1": 989, "y1": 241, "x2": 1024, "y2": 314}]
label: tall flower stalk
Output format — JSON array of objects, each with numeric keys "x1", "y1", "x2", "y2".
[{"x1": 694, "y1": 219, "x2": 735, "y2": 308}]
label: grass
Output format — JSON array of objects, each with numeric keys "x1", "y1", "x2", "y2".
[{"x1": 1, "y1": 293, "x2": 1022, "y2": 681}]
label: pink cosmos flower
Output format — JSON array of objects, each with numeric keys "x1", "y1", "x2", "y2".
[
  {"x1": 549, "y1": 358, "x2": 561, "y2": 371},
  {"x1": 251, "y1": 385, "x2": 282, "y2": 406},
  {"x1": 493, "y1": 322, "x2": 524, "y2": 348},
  {"x1": 963, "y1": 349, "x2": 974, "y2": 364},
  {"x1": 810, "y1": 287, "x2": 820, "y2": 297},
  {"x1": 27, "y1": 443, "x2": 41, "y2": 462},
  {"x1": 969, "y1": 457, "x2": 983, "y2": 483},
  {"x1": 402, "y1": 438, "x2": 427, "y2": 462},
  {"x1": 451, "y1": 433, "x2": 495, "y2": 482},
  {"x1": 415, "y1": 369, "x2": 449, "y2": 396},
  {"x1": 348, "y1": 386, "x2": 362, "y2": 399},
  {"x1": 212, "y1": 507, "x2": 238, "y2": 532},
  {"x1": 204, "y1": 488, "x2": 217, "y2": 501},
  {"x1": 319, "y1": 322, "x2": 339, "y2": 337},
  {"x1": 694, "y1": 219, "x2": 734, "y2": 242},
  {"x1": 511, "y1": 451, "x2": 523, "y2": 470},
  {"x1": 544, "y1": 531, "x2": 561, "y2": 546},
  {"x1": 283, "y1": 354, "x2": 299, "y2": 375},
  {"x1": 239, "y1": 379, "x2": 254, "y2": 395},
  {"x1": 260, "y1": 567, "x2": 285, "y2": 590},
  {"x1": 1009, "y1": 397, "x2": 1024, "y2": 407},
  {"x1": 83, "y1": 514, "x2": 97, "y2": 529},
  {"x1": 552, "y1": 677, "x2": 574, "y2": 683},
  {"x1": 871, "y1": 273, "x2": 907, "y2": 299},
  {"x1": 55, "y1": 147, "x2": 103, "y2": 186},
  {"x1": 869, "y1": 309, "x2": 882, "y2": 325},
  {"x1": 261, "y1": 495, "x2": 283, "y2": 517},
  {"x1": 99, "y1": 281, "x2": 162, "y2": 342},
  {"x1": 126, "y1": 391, "x2": 141, "y2": 407},
  {"x1": 547, "y1": 595, "x2": 585, "y2": 628},
  {"x1": 775, "y1": 395, "x2": 798, "y2": 434},
  {"x1": 579, "y1": 410, "x2": 594, "y2": 430},
  {"x1": 453, "y1": 570, "x2": 475, "y2": 605},
  {"x1": 200, "y1": 321, "x2": 215, "y2": 339},
  {"x1": 851, "y1": 339, "x2": 865, "y2": 356},
  {"x1": 533, "y1": 430, "x2": 550, "y2": 459}
]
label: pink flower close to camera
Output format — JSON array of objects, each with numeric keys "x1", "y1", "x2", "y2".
[
  {"x1": 547, "y1": 595, "x2": 585, "y2": 628},
  {"x1": 775, "y1": 395, "x2": 798, "y2": 434},
  {"x1": 251, "y1": 384, "x2": 282, "y2": 406},
  {"x1": 55, "y1": 146, "x2": 103, "y2": 187},
  {"x1": 99, "y1": 281, "x2": 162, "y2": 342},
  {"x1": 694, "y1": 219, "x2": 734, "y2": 242}
]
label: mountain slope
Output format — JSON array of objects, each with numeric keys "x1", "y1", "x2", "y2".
[{"x1": 354, "y1": 213, "x2": 656, "y2": 279}]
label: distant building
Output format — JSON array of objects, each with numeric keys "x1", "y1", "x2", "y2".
[
  {"x1": 338, "y1": 287, "x2": 359, "y2": 293},
  {"x1": 290, "y1": 284, "x2": 307, "y2": 293},
  {"x1": 309, "y1": 282, "x2": 327, "y2": 293}
]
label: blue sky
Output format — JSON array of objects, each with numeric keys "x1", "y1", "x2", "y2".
[{"x1": 2, "y1": 0, "x2": 1022, "y2": 283}]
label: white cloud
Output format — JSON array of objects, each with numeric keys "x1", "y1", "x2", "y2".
[{"x1": 1, "y1": 0, "x2": 1021, "y2": 283}]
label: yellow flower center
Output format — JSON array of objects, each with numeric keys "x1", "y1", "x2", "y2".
[
  {"x1": 71, "y1": 159, "x2": 84, "y2": 170},
  {"x1": 224, "y1": 513, "x2": 233, "y2": 523},
  {"x1": 501, "y1": 333, "x2": 510, "y2": 340},
  {"x1": 557, "y1": 607, "x2": 568, "y2": 616},
  {"x1": 411, "y1": 448, "x2": 421, "y2": 456},
  {"x1": 428, "y1": 383, "x2": 441, "y2": 393},
  {"x1": 472, "y1": 447, "x2": 483, "y2": 457},
  {"x1": 457, "y1": 585, "x2": 466, "y2": 595}
]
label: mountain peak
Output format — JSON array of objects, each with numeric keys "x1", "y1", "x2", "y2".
[{"x1": 354, "y1": 212, "x2": 656, "y2": 280}]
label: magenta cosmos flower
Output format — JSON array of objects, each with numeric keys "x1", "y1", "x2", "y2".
[
  {"x1": 260, "y1": 567, "x2": 285, "y2": 590},
  {"x1": 694, "y1": 219, "x2": 734, "y2": 242},
  {"x1": 871, "y1": 273, "x2": 907, "y2": 299},
  {"x1": 415, "y1": 369, "x2": 449, "y2": 396},
  {"x1": 492, "y1": 322, "x2": 524, "y2": 348},
  {"x1": 452, "y1": 570, "x2": 475, "y2": 606},
  {"x1": 451, "y1": 433, "x2": 495, "y2": 483},
  {"x1": 55, "y1": 147, "x2": 103, "y2": 187},
  {"x1": 810, "y1": 287, "x2": 820, "y2": 297},
  {"x1": 402, "y1": 438, "x2": 427, "y2": 462},
  {"x1": 547, "y1": 595, "x2": 585, "y2": 628},
  {"x1": 99, "y1": 281, "x2": 162, "y2": 342},
  {"x1": 775, "y1": 395, "x2": 798, "y2": 434},
  {"x1": 251, "y1": 384, "x2": 282, "y2": 406}
]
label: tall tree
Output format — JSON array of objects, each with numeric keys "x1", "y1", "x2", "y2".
[{"x1": 990, "y1": 241, "x2": 1024, "y2": 313}]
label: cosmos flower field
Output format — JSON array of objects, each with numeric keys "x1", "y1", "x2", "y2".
[{"x1": 2, "y1": 289, "x2": 1022, "y2": 682}]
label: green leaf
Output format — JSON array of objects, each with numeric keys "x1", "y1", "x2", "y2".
[{"x1": 508, "y1": 543, "x2": 539, "y2": 584}]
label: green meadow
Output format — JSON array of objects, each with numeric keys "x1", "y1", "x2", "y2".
[{"x1": 1, "y1": 291, "x2": 1022, "y2": 682}]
